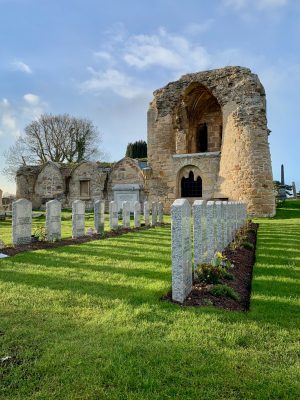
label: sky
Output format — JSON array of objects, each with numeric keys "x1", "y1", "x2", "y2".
[{"x1": 0, "y1": 0, "x2": 299, "y2": 194}]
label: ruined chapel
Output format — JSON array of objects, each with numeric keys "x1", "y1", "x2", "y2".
[{"x1": 16, "y1": 66, "x2": 275, "y2": 216}]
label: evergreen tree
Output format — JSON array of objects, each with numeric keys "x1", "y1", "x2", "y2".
[{"x1": 125, "y1": 140, "x2": 147, "y2": 158}]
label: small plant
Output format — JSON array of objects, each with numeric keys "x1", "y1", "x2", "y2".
[
  {"x1": 222, "y1": 271, "x2": 234, "y2": 280},
  {"x1": 211, "y1": 252, "x2": 233, "y2": 270},
  {"x1": 210, "y1": 284, "x2": 240, "y2": 301},
  {"x1": 197, "y1": 253, "x2": 234, "y2": 284},
  {"x1": 241, "y1": 241, "x2": 254, "y2": 250},
  {"x1": 197, "y1": 264, "x2": 222, "y2": 284},
  {"x1": 32, "y1": 226, "x2": 46, "y2": 242}
]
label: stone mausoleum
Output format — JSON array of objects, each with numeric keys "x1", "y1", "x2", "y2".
[{"x1": 16, "y1": 66, "x2": 275, "y2": 216}]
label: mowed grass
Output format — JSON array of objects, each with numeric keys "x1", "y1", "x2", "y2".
[
  {"x1": 0, "y1": 211, "x2": 164, "y2": 246},
  {"x1": 0, "y1": 202, "x2": 299, "y2": 399}
]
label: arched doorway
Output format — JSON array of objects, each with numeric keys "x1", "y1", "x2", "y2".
[{"x1": 181, "y1": 171, "x2": 202, "y2": 197}]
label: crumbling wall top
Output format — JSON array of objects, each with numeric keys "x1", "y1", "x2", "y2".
[{"x1": 152, "y1": 66, "x2": 266, "y2": 124}]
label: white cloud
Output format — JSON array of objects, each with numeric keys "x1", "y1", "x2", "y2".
[
  {"x1": 23, "y1": 93, "x2": 40, "y2": 105},
  {"x1": 224, "y1": 0, "x2": 288, "y2": 10},
  {"x1": 0, "y1": 98, "x2": 21, "y2": 138},
  {"x1": 123, "y1": 28, "x2": 211, "y2": 73},
  {"x1": 93, "y1": 51, "x2": 114, "y2": 63},
  {"x1": 81, "y1": 67, "x2": 146, "y2": 99},
  {"x1": 0, "y1": 94, "x2": 46, "y2": 138},
  {"x1": 184, "y1": 20, "x2": 214, "y2": 35},
  {"x1": 11, "y1": 60, "x2": 33, "y2": 74}
]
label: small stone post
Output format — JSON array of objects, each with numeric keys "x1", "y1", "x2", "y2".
[
  {"x1": 12, "y1": 199, "x2": 32, "y2": 246},
  {"x1": 134, "y1": 201, "x2": 141, "y2": 228},
  {"x1": 94, "y1": 200, "x2": 105, "y2": 235},
  {"x1": 193, "y1": 200, "x2": 206, "y2": 268},
  {"x1": 72, "y1": 200, "x2": 85, "y2": 239},
  {"x1": 151, "y1": 202, "x2": 157, "y2": 226},
  {"x1": 171, "y1": 199, "x2": 192, "y2": 304},
  {"x1": 158, "y1": 202, "x2": 164, "y2": 224},
  {"x1": 109, "y1": 201, "x2": 118, "y2": 230},
  {"x1": 144, "y1": 201, "x2": 150, "y2": 226},
  {"x1": 206, "y1": 201, "x2": 215, "y2": 262},
  {"x1": 46, "y1": 199, "x2": 61, "y2": 241},
  {"x1": 122, "y1": 201, "x2": 130, "y2": 228}
]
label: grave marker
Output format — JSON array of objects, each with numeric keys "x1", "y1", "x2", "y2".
[
  {"x1": 72, "y1": 200, "x2": 85, "y2": 238},
  {"x1": 171, "y1": 199, "x2": 192, "y2": 303},
  {"x1": 94, "y1": 200, "x2": 105, "y2": 235},
  {"x1": 12, "y1": 199, "x2": 32, "y2": 246},
  {"x1": 46, "y1": 199, "x2": 61, "y2": 241}
]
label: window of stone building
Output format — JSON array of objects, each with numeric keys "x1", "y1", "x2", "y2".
[
  {"x1": 181, "y1": 171, "x2": 202, "y2": 197},
  {"x1": 80, "y1": 180, "x2": 90, "y2": 197},
  {"x1": 196, "y1": 123, "x2": 208, "y2": 152},
  {"x1": 65, "y1": 177, "x2": 71, "y2": 195}
]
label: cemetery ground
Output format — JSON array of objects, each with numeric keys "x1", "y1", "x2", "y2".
[{"x1": 0, "y1": 201, "x2": 299, "y2": 399}]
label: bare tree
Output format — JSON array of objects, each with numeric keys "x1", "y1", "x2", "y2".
[{"x1": 3, "y1": 114, "x2": 103, "y2": 180}]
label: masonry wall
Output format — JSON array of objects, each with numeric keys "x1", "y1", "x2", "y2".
[{"x1": 147, "y1": 66, "x2": 275, "y2": 216}]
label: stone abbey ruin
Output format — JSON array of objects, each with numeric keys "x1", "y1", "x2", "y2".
[{"x1": 16, "y1": 66, "x2": 275, "y2": 217}]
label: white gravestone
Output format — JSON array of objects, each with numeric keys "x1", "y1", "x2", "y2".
[
  {"x1": 193, "y1": 200, "x2": 206, "y2": 268},
  {"x1": 157, "y1": 202, "x2": 164, "y2": 224},
  {"x1": 122, "y1": 201, "x2": 130, "y2": 228},
  {"x1": 222, "y1": 201, "x2": 228, "y2": 248},
  {"x1": 72, "y1": 200, "x2": 85, "y2": 239},
  {"x1": 171, "y1": 199, "x2": 192, "y2": 304},
  {"x1": 109, "y1": 201, "x2": 118, "y2": 230},
  {"x1": 227, "y1": 201, "x2": 232, "y2": 244},
  {"x1": 151, "y1": 202, "x2": 157, "y2": 226},
  {"x1": 144, "y1": 201, "x2": 150, "y2": 226},
  {"x1": 231, "y1": 201, "x2": 236, "y2": 240},
  {"x1": 206, "y1": 201, "x2": 215, "y2": 262},
  {"x1": 215, "y1": 201, "x2": 223, "y2": 252},
  {"x1": 94, "y1": 200, "x2": 105, "y2": 235},
  {"x1": 46, "y1": 200, "x2": 61, "y2": 241},
  {"x1": 134, "y1": 201, "x2": 141, "y2": 228},
  {"x1": 12, "y1": 199, "x2": 32, "y2": 246}
]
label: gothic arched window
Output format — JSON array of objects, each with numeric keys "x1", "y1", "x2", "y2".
[{"x1": 181, "y1": 171, "x2": 202, "y2": 197}]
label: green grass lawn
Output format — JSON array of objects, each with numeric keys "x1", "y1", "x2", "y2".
[
  {"x1": 0, "y1": 211, "x2": 165, "y2": 246},
  {"x1": 0, "y1": 201, "x2": 299, "y2": 399}
]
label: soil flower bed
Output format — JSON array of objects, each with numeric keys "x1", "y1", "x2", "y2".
[{"x1": 164, "y1": 222, "x2": 258, "y2": 311}]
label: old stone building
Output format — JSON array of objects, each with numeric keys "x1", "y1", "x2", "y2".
[
  {"x1": 147, "y1": 66, "x2": 275, "y2": 216},
  {"x1": 16, "y1": 66, "x2": 275, "y2": 216},
  {"x1": 16, "y1": 158, "x2": 148, "y2": 211}
]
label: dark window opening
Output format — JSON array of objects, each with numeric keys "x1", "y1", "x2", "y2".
[
  {"x1": 219, "y1": 125, "x2": 223, "y2": 144},
  {"x1": 65, "y1": 177, "x2": 71, "y2": 195},
  {"x1": 196, "y1": 123, "x2": 208, "y2": 152},
  {"x1": 181, "y1": 171, "x2": 202, "y2": 197}
]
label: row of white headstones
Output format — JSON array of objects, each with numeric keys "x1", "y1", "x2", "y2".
[
  {"x1": 171, "y1": 198, "x2": 248, "y2": 304},
  {"x1": 11, "y1": 198, "x2": 164, "y2": 246}
]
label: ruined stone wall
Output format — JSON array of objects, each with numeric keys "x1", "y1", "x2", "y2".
[
  {"x1": 34, "y1": 163, "x2": 65, "y2": 206},
  {"x1": 147, "y1": 66, "x2": 275, "y2": 216},
  {"x1": 16, "y1": 166, "x2": 40, "y2": 208},
  {"x1": 68, "y1": 162, "x2": 107, "y2": 209}
]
